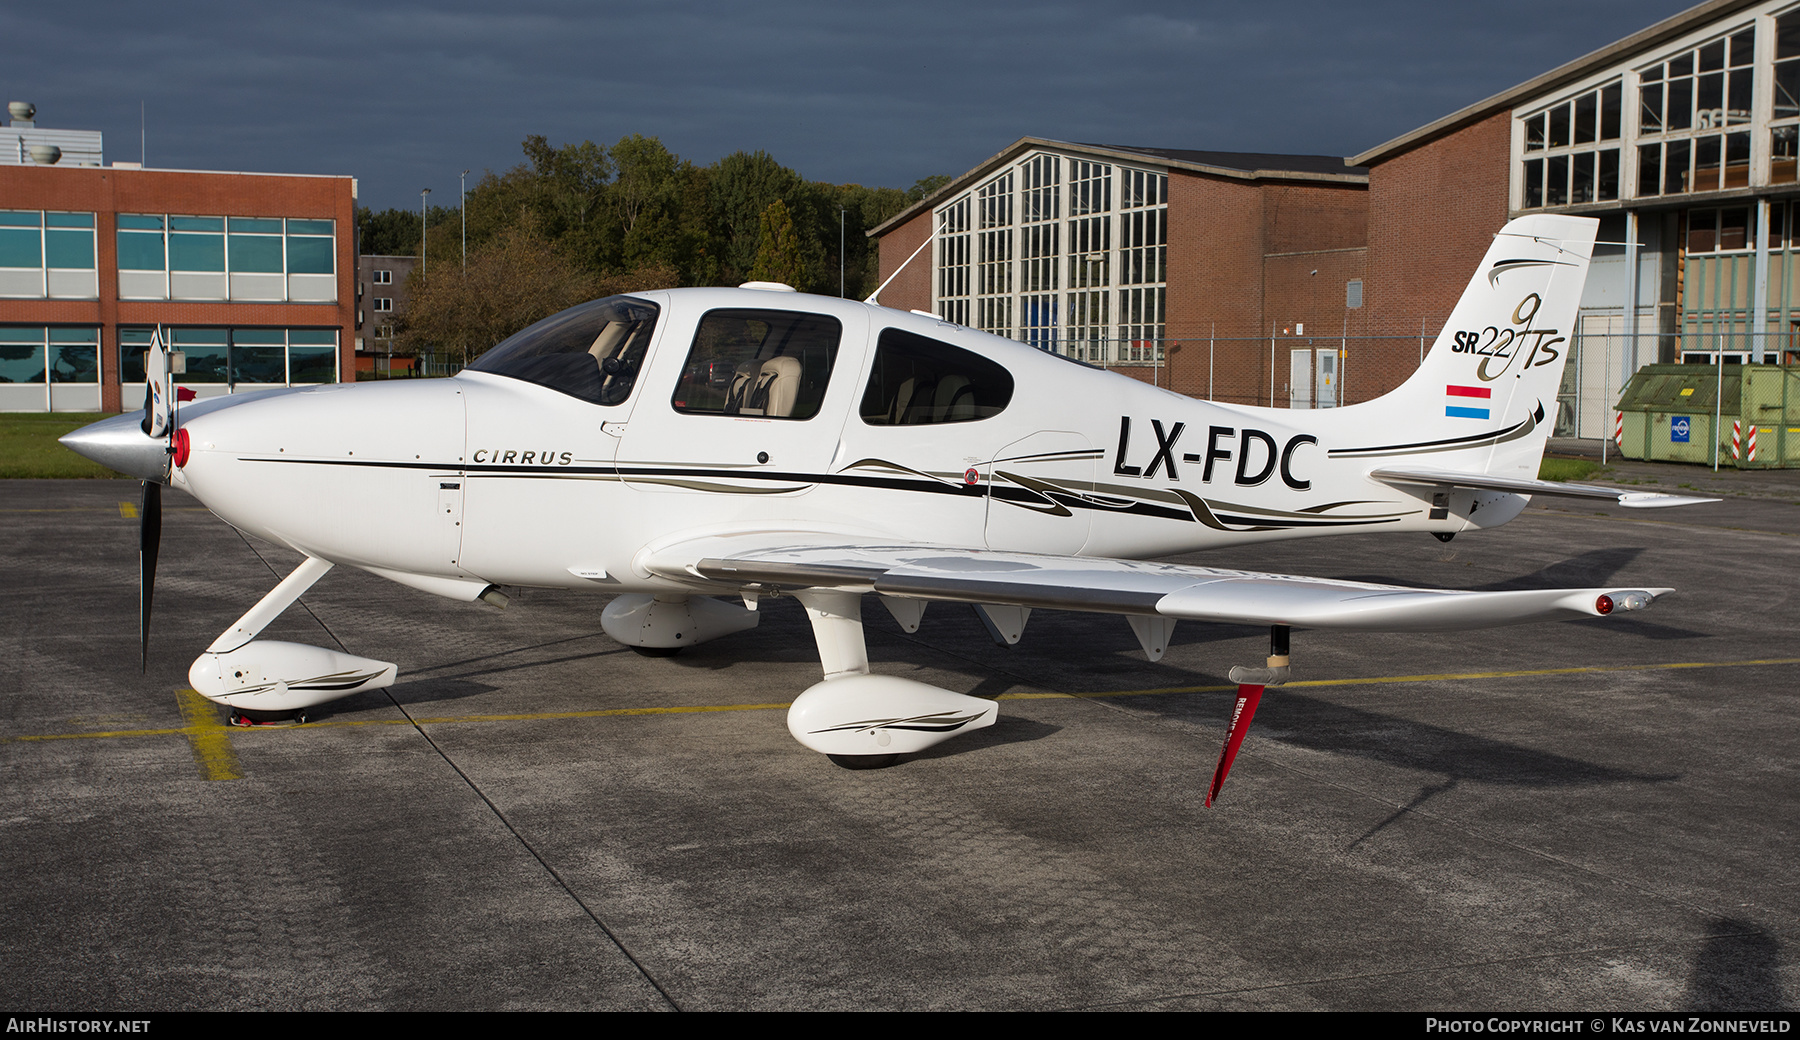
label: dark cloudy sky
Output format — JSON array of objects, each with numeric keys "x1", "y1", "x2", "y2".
[{"x1": 4, "y1": 0, "x2": 1700, "y2": 212}]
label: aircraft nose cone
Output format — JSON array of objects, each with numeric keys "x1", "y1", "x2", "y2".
[{"x1": 59, "y1": 412, "x2": 171, "y2": 483}]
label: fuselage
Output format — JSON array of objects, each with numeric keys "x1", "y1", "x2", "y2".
[{"x1": 170, "y1": 287, "x2": 1529, "y2": 599}]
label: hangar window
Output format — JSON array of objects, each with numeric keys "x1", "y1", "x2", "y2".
[
  {"x1": 468, "y1": 295, "x2": 659, "y2": 406},
  {"x1": 1520, "y1": 82, "x2": 1622, "y2": 208},
  {"x1": 931, "y1": 151, "x2": 1165, "y2": 367},
  {"x1": 1685, "y1": 207, "x2": 1754, "y2": 253},
  {"x1": 671, "y1": 309, "x2": 841, "y2": 420},
  {"x1": 976, "y1": 173, "x2": 1014, "y2": 338},
  {"x1": 1634, "y1": 27, "x2": 1754, "y2": 198},
  {"x1": 938, "y1": 197, "x2": 972, "y2": 327},
  {"x1": 1773, "y1": 13, "x2": 1800, "y2": 184},
  {"x1": 860, "y1": 327, "x2": 1013, "y2": 426}
]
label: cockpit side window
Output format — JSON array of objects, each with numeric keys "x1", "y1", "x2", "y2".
[
  {"x1": 672, "y1": 309, "x2": 841, "y2": 420},
  {"x1": 466, "y1": 295, "x2": 659, "y2": 406},
  {"x1": 860, "y1": 327, "x2": 1014, "y2": 425}
]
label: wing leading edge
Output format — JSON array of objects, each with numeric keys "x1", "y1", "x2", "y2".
[{"x1": 643, "y1": 537, "x2": 1668, "y2": 632}]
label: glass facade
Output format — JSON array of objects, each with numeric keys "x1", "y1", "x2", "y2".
[
  {"x1": 934, "y1": 151, "x2": 1167, "y2": 364},
  {"x1": 0, "y1": 211, "x2": 98, "y2": 299},
  {"x1": 0, "y1": 326, "x2": 99, "y2": 384},
  {"x1": 117, "y1": 327, "x2": 339, "y2": 386},
  {"x1": 117, "y1": 215, "x2": 337, "y2": 302}
]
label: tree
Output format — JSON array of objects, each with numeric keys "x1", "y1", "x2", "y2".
[
  {"x1": 708, "y1": 150, "x2": 807, "y2": 286},
  {"x1": 397, "y1": 226, "x2": 601, "y2": 364},
  {"x1": 374, "y1": 134, "x2": 926, "y2": 299},
  {"x1": 357, "y1": 204, "x2": 459, "y2": 258},
  {"x1": 610, "y1": 134, "x2": 704, "y2": 277},
  {"x1": 820, "y1": 182, "x2": 914, "y2": 298},
  {"x1": 907, "y1": 174, "x2": 952, "y2": 202},
  {"x1": 749, "y1": 200, "x2": 805, "y2": 286}
]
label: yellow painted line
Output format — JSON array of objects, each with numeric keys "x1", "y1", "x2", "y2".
[
  {"x1": 0, "y1": 506, "x2": 209, "y2": 514},
  {"x1": 118, "y1": 500, "x2": 138, "y2": 519},
  {"x1": 174, "y1": 688, "x2": 242, "y2": 781},
  {"x1": 5, "y1": 658, "x2": 1799, "y2": 745}
]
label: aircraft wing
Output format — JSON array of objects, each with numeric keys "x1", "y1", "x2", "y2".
[
  {"x1": 641, "y1": 536, "x2": 1668, "y2": 632},
  {"x1": 1368, "y1": 465, "x2": 1717, "y2": 508}
]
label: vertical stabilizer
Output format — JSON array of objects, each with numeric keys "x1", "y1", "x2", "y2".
[{"x1": 1351, "y1": 215, "x2": 1597, "y2": 478}]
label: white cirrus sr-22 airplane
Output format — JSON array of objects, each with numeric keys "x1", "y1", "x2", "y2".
[{"x1": 64, "y1": 213, "x2": 1709, "y2": 804}]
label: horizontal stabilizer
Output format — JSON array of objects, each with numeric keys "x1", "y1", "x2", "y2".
[{"x1": 1369, "y1": 465, "x2": 1718, "y2": 508}]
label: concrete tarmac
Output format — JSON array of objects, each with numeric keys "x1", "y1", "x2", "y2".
[{"x1": 2, "y1": 476, "x2": 1796, "y2": 1011}]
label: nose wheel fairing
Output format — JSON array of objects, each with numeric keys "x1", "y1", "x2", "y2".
[{"x1": 186, "y1": 555, "x2": 398, "y2": 713}]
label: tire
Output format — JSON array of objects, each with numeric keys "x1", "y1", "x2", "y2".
[{"x1": 828, "y1": 754, "x2": 900, "y2": 770}]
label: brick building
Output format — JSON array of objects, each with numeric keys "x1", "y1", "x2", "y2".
[
  {"x1": 0, "y1": 110, "x2": 357, "y2": 413},
  {"x1": 356, "y1": 254, "x2": 415, "y2": 346},
  {"x1": 869, "y1": 139, "x2": 1370, "y2": 409}
]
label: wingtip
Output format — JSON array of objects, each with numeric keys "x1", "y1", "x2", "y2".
[{"x1": 1615, "y1": 492, "x2": 1722, "y2": 508}]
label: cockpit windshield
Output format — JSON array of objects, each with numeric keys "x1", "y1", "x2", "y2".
[{"x1": 467, "y1": 295, "x2": 659, "y2": 406}]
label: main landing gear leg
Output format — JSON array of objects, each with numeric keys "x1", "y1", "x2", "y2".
[
  {"x1": 1209, "y1": 624, "x2": 1292, "y2": 807},
  {"x1": 787, "y1": 590, "x2": 996, "y2": 768}
]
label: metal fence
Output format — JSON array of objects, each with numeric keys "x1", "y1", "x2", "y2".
[
  {"x1": 1037, "y1": 332, "x2": 1445, "y2": 409},
  {"x1": 1558, "y1": 326, "x2": 1800, "y2": 436}
]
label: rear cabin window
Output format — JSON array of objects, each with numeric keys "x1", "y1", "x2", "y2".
[
  {"x1": 860, "y1": 327, "x2": 1014, "y2": 425},
  {"x1": 466, "y1": 295, "x2": 658, "y2": 406},
  {"x1": 671, "y1": 309, "x2": 841, "y2": 420}
]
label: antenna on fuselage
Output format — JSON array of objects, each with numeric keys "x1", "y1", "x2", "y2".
[{"x1": 865, "y1": 213, "x2": 949, "y2": 307}]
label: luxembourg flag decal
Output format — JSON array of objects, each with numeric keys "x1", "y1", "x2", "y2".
[{"x1": 1446, "y1": 384, "x2": 1491, "y2": 419}]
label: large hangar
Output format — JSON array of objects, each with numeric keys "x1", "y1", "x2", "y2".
[
  {"x1": 873, "y1": 0, "x2": 1800, "y2": 440},
  {"x1": 869, "y1": 139, "x2": 1371, "y2": 411}
]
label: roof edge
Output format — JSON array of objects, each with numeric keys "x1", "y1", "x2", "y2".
[{"x1": 869, "y1": 136, "x2": 1368, "y2": 239}]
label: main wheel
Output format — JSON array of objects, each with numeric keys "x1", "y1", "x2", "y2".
[{"x1": 828, "y1": 754, "x2": 900, "y2": 770}]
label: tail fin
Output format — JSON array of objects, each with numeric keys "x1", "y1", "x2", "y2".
[{"x1": 1350, "y1": 215, "x2": 1597, "y2": 478}]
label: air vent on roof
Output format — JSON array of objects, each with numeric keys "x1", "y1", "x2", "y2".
[{"x1": 739, "y1": 281, "x2": 797, "y2": 292}]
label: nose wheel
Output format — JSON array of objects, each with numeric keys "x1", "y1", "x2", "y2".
[{"x1": 228, "y1": 707, "x2": 309, "y2": 727}]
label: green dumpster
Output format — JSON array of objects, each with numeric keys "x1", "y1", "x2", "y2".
[{"x1": 1614, "y1": 363, "x2": 1800, "y2": 467}]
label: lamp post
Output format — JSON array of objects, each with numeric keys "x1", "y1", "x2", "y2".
[
  {"x1": 420, "y1": 188, "x2": 431, "y2": 279},
  {"x1": 460, "y1": 170, "x2": 469, "y2": 270}
]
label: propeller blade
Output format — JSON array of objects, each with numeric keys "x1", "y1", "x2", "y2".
[
  {"x1": 141, "y1": 328, "x2": 171, "y2": 438},
  {"x1": 140, "y1": 480, "x2": 161, "y2": 673},
  {"x1": 1205, "y1": 683, "x2": 1265, "y2": 808}
]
